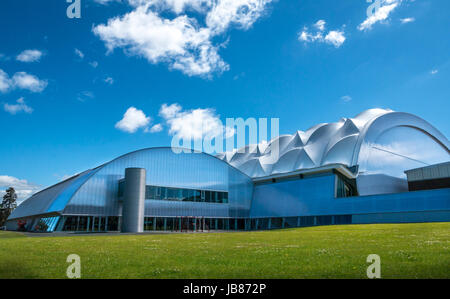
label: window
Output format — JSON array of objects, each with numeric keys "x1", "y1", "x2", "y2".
[
  {"x1": 167, "y1": 188, "x2": 178, "y2": 200},
  {"x1": 161, "y1": 187, "x2": 167, "y2": 199},
  {"x1": 223, "y1": 192, "x2": 228, "y2": 204},
  {"x1": 139, "y1": 184, "x2": 229, "y2": 204},
  {"x1": 336, "y1": 175, "x2": 357, "y2": 198},
  {"x1": 201, "y1": 190, "x2": 205, "y2": 201},
  {"x1": 205, "y1": 191, "x2": 212, "y2": 202}
]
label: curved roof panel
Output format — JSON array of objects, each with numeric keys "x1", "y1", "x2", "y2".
[
  {"x1": 218, "y1": 108, "x2": 449, "y2": 178},
  {"x1": 7, "y1": 169, "x2": 96, "y2": 220}
]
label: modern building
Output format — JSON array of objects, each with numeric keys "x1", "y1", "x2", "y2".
[{"x1": 6, "y1": 108, "x2": 450, "y2": 232}]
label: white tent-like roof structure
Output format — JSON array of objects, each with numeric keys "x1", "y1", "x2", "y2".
[{"x1": 217, "y1": 108, "x2": 449, "y2": 195}]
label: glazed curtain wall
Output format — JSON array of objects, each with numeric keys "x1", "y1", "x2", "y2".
[{"x1": 63, "y1": 148, "x2": 253, "y2": 218}]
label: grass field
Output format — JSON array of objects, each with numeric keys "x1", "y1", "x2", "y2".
[{"x1": 0, "y1": 222, "x2": 449, "y2": 279}]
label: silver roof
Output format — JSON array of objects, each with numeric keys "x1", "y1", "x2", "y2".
[{"x1": 217, "y1": 108, "x2": 450, "y2": 178}]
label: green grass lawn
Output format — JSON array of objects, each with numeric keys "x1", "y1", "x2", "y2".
[{"x1": 0, "y1": 222, "x2": 449, "y2": 279}]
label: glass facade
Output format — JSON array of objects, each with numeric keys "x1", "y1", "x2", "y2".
[
  {"x1": 357, "y1": 120, "x2": 450, "y2": 195},
  {"x1": 33, "y1": 216, "x2": 60, "y2": 232},
  {"x1": 336, "y1": 174, "x2": 357, "y2": 198},
  {"x1": 63, "y1": 148, "x2": 253, "y2": 218},
  {"x1": 61, "y1": 215, "x2": 119, "y2": 232},
  {"x1": 118, "y1": 180, "x2": 229, "y2": 204}
]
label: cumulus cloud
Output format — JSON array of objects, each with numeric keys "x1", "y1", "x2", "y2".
[
  {"x1": 298, "y1": 20, "x2": 346, "y2": 48},
  {"x1": 93, "y1": 0, "x2": 273, "y2": 77},
  {"x1": 400, "y1": 17, "x2": 415, "y2": 24},
  {"x1": 314, "y1": 19, "x2": 326, "y2": 31},
  {"x1": 430, "y1": 69, "x2": 438, "y2": 75},
  {"x1": 147, "y1": 123, "x2": 163, "y2": 133},
  {"x1": 130, "y1": 0, "x2": 211, "y2": 14},
  {"x1": 16, "y1": 49, "x2": 44, "y2": 62},
  {"x1": 0, "y1": 69, "x2": 48, "y2": 93},
  {"x1": 358, "y1": 0, "x2": 402, "y2": 31},
  {"x1": 3, "y1": 98, "x2": 33, "y2": 115},
  {"x1": 159, "y1": 102, "x2": 182, "y2": 118},
  {"x1": 324, "y1": 30, "x2": 346, "y2": 48},
  {"x1": 0, "y1": 175, "x2": 41, "y2": 202},
  {"x1": 159, "y1": 103, "x2": 234, "y2": 140},
  {"x1": 93, "y1": 6, "x2": 226, "y2": 76},
  {"x1": 205, "y1": 0, "x2": 272, "y2": 34},
  {"x1": 0, "y1": 70, "x2": 10, "y2": 92},
  {"x1": 115, "y1": 106, "x2": 151, "y2": 133},
  {"x1": 12, "y1": 72, "x2": 48, "y2": 92}
]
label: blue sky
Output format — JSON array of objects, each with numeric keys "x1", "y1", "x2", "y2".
[{"x1": 0, "y1": 0, "x2": 449, "y2": 200}]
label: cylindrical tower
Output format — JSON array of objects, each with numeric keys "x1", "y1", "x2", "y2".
[{"x1": 121, "y1": 168, "x2": 146, "y2": 233}]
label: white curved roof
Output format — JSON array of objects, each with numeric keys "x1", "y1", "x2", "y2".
[{"x1": 217, "y1": 108, "x2": 449, "y2": 178}]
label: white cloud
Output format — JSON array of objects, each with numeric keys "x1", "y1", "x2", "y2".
[
  {"x1": 93, "y1": 6, "x2": 226, "y2": 76},
  {"x1": 0, "y1": 69, "x2": 48, "y2": 93},
  {"x1": 74, "y1": 48, "x2": 84, "y2": 59},
  {"x1": 115, "y1": 106, "x2": 151, "y2": 133},
  {"x1": 341, "y1": 95, "x2": 352, "y2": 102},
  {"x1": 129, "y1": 0, "x2": 211, "y2": 14},
  {"x1": 148, "y1": 123, "x2": 163, "y2": 133},
  {"x1": 314, "y1": 20, "x2": 326, "y2": 31},
  {"x1": 400, "y1": 17, "x2": 415, "y2": 24},
  {"x1": 324, "y1": 30, "x2": 346, "y2": 48},
  {"x1": 93, "y1": 0, "x2": 273, "y2": 77},
  {"x1": 159, "y1": 103, "x2": 234, "y2": 140},
  {"x1": 104, "y1": 77, "x2": 114, "y2": 84},
  {"x1": 89, "y1": 61, "x2": 99, "y2": 68},
  {"x1": 358, "y1": 0, "x2": 402, "y2": 31},
  {"x1": 0, "y1": 175, "x2": 41, "y2": 202},
  {"x1": 430, "y1": 69, "x2": 438, "y2": 75},
  {"x1": 77, "y1": 91, "x2": 95, "y2": 102},
  {"x1": 12, "y1": 72, "x2": 48, "y2": 92},
  {"x1": 299, "y1": 20, "x2": 346, "y2": 48},
  {"x1": 16, "y1": 49, "x2": 44, "y2": 62},
  {"x1": 205, "y1": 0, "x2": 272, "y2": 34},
  {"x1": 159, "y1": 103, "x2": 182, "y2": 119},
  {"x1": 94, "y1": 0, "x2": 122, "y2": 4},
  {"x1": 0, "y1": 69, "x2": 10, "y2": 92},
  {"x1": 3, "y1": 98, "x2": 33, "y2": 115}
]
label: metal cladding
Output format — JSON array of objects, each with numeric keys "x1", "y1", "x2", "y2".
[
  {"x1": 7, "y1": 169, "x2": 96, "y2": 220},
  {"x1": 217, "y1": 108, "x2": 450, "y2": 181},
  {"x1": 121, "y1": 168, "x2": 146, "y2": 233},
  {"x1": 8, "y1": 147, "x2": 253, "y2": 222}
]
